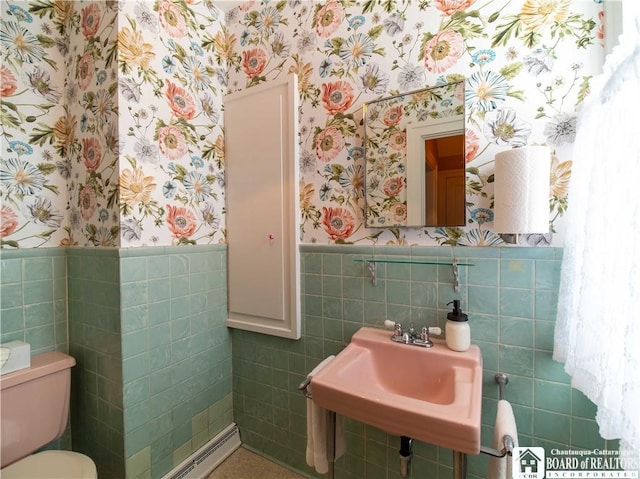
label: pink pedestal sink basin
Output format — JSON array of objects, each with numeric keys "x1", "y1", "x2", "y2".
[{"x1": 311, "y1": 327, "x2": 483, "y2": 454}]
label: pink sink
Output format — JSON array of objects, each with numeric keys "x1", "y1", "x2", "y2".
[{"x1": 311, "y1": 327, "x2": 483, "y2": 454}]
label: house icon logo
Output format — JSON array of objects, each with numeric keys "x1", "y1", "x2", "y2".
[{"x1": 512, "y1": 447, "x2": 545, "y2": 479}]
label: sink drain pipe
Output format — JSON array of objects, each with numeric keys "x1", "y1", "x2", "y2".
[{"x1": 399, "y1": 436, "x2": 413, "y2": 477}]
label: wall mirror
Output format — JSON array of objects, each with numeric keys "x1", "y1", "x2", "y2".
[{"x1": 364, "y1": 80, "x2": 466, "y2": 228}]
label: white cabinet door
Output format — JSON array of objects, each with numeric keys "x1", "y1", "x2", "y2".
[{"x1": 224, "y1": 75, "x2": 300, "y2": 339}]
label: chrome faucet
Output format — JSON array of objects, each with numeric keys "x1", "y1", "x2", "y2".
[{"x1": 384, "y1": 321, "x2": 442, "y2": 348}]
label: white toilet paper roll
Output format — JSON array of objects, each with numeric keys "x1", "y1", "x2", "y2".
[{"x1": 494, "y1": 146, "x2": 551, "y2": 234}]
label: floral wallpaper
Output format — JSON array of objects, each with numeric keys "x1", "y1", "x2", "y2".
[
  {"x1": 1, "y1": 0, "x2": 226, "y2": 248},
  {"x1": 364, "y1": 79, "x2": 464, "y2": 226},
  {"x1": 1, "y1": 0, "x2": 603, "y2": 248},
  {"x1": 224, "y1": 0, "x2": 604, "y2": 246}
]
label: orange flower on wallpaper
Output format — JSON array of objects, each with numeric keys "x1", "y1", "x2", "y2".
[
  {"x1": 391, "y1": 203, "x2": 407, "y2": 223},
  {"x1": 242, "y1": 48, "x2": 267, "y2": 78},
  {"x1": 383, "y1": 106, "x2": 403, "y2": 126},
  {"x1": 166, "y1": 205, "x2": 197, "y2": 238},
  {"x1": 76, "y1": 52, "x2": 95, "y2": 90},
  {"x1": 0, "y1": 65, "x2": 17, "y2": 97},
  {"x1": 81, "y1": 3, "x2": 101, "y2": 39},
  {"x1": 388, "y1": 131, "x2": 406, "y2": 151},
  {"x1": 519, "y1": 0, "x2": 571, "y2": 32},
  {"x1": 0, "y1": 205, "x2": 19, "y2": 237},
  {"x1": 434, "y1": 0, "x2": 475, "y2": 16},
  {"x1": 158, "y1": 125, "x2": 188, "y2": 161},
  {"x1": 423, "y1": 29, "x2": 464, "y2": 73},
  {"x1": 213, "y1": 29, "x2": 236, "y2": 62},
  {"x1": 315, "y1": 126, "x2": 344, "y2": 163},
  {"x1": 322, "y1": 206, "x2": 355, "y2": 241},
  {"x1": 118, "y1": 27, "x2": 155, "y2": 69},
  {"x1": 52, "y1": 112, "x2": 77, "y2": 151},
  {"x1": 158, "y1": 0, "x2": 187, "y2": 38},
  {"x1": 550, "y1": 154, "x2": 572, "y2": 199},
  {"x1": 382, "y1": 177, "x2": 404, "y2": 197},
  {"x1": 79, "y1": 184, "x2": 97, "y2": 221},
  {"x1": 120, "y1": 168, "x2": 156, "y2": 206},
  {"x1": 465, "y1": 128, "x2": 479, "y2": 163},
  {"x1": 321, "y1": 80, "x2": 354, "y2": 115},
  {"x1": 82, "y1": 137, "x2": 102, "y2": 172},
  {"x1": 165, "y1": 80, "x2": 196, "y2": 120},
  {"x1": 314, "y1": 1, "x2": 345, "y2": 38}
]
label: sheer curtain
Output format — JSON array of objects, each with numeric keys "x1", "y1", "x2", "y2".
[{"x1": 553, "y1": 7, "x2": 640, "y2": 457}]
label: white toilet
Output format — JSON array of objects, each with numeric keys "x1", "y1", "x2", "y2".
[{"x1": 0, "y1": 351, "x2": 97, "y2": 478}]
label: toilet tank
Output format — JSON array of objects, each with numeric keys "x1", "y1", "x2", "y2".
[{"x1": 0, "y1": 351, "x2": 75, "y2": 468}]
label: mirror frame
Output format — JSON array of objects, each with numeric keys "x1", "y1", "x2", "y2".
[{"x1": 363, "y1": 80, "x2": 466, "y2": 228}]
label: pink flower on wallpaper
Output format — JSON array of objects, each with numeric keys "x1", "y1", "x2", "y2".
[
  {"x1": 81, "y1": 3, "x2": 102, "y2": 38},
  {"x1": 423, "y1": 29, "x2": 464, "y2": 73},
  {"x1": 315, "y1": 126, "x2": 344, "y2": 163},
  {"x1": 321, "y1": 80, "x2": 354, "y2": 115},
  {"x1": 382, "y1": 177, "x2": 404, "y2": 197},
  {"x1": 158, "y1": 125, "x2": 188, "y2": 160},
  {"x1": 388, "y1": 131, "x2": 406, "y2": 151},
  {"x1": 165, "y1": 80, "x2": 196, "y2": 120},
  {"x1": 434, "y1": 0, "x2": 475, "y2": 16},
  {"x1": 166, "y1": 205, "x2": 197, "y2": 238},
  {"x1": 0, "y1": 66, "x2": 17, "y2": 97},
  {"x1": 82, "y1": 137, "x2": 102, "y2": 172},
  {"x1": 391, "y1": 203, "x2": 407, "y2": 223},
  {"x1": 314, "y1": 1, "x2": 345, "y2": 38},
  {"x1": 0, "y1": 205, "x2": 19, "y2": 237},
  {"x1": 322, "y1": 207, "x2": 355, "y2": 241},
  {"x1": 383, "y1": 106, "x2": 403, "y2": 126},
  {"x1": 76, "y1": 52, "x2": 95, "y2": 91},
  {"x1": 79, "y1": 184, "x2": 98, "y2": 220},
  {"x1": 159, "y1": 0, "x2": 187, "y2": 38},
  {"x1": 242, "y1": 48, "x2": 267, "y2": 78},
  {"x1": 465, "y1": 128, "x2": 479, "y2": 163}
]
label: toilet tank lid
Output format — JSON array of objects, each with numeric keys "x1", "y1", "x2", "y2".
[{"x1": 0, "y1": 352, "x2": 75, "y2": 391}]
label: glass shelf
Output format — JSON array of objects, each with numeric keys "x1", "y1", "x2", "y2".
[{"x1": 354, "y1": 258, "x2": 474, "y2": 292}]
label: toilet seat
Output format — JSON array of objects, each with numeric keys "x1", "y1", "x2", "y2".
[{"x1": 1, "y1": 450, "x2": 97, "y2": 478}]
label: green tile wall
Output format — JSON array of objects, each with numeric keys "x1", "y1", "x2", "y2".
[
  {"x1": 232, "y1": 245, "x2": 616, "y2": 479},
  {"x1": 38, "y1": 245, "x2": 233, "y2": 479},
  {"x1": 0, "y1": 248, "x2": 71, "y2": 450},
  {"x1": 67, "y1": 247, "x2": 125, "y2": 478},
  {"x1": 119, "y1": 246, "x2": 232, "y2": 479},
  {"x1": 1, "y1": 248, "x2": 67, "y2": 352}
]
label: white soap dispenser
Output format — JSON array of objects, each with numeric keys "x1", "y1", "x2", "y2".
[{"x1": 445, "y1": 299, "x2": 470, "y2": 352}]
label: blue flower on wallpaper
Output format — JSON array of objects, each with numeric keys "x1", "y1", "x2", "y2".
[
  {"x1": 8, "y1": 140, "x2": 33, "y2": 156},
  {"x1": 349, "y1": 16, "x2": 365, "y2": 30},
  {"x1": 465, "y1": 71, "x2": 509, "y2": 112},
  {"x1": 471, "y1": 49, "x2": 496, "y2": 65},
  {"x1": 163, "y1": 180, "x2": 177, "y2": 198},
  {"x1": 190, "y1": 41, "x2": 204, "y2": 56},
  {"x1": 162, "y1": 56, "x2": 177, "y2": 74},
  {"x1": 471, "y1": 208, "x2": 494, "y2": 225},
  {"x1": 96, "y1": 70, "x2": 107, "y2": 84},
  {"x1": 348, "y1": 147, "x2": 365, "y2": 161},
  {"x1": 339, "y1": 33, "x2": 375, "y2": 67},
  {"x1": 8, "y1": 4, "x2": 32, "y2": 23},
  {"x1": 191, "y1": 156, "x2": 204, "y2": 168},
  {"x1": 1, "y1": 20, "x2": 45, "y2": 64},
  {"x1": 319, "y1": 58, "x2": 332, "y2": 77}
]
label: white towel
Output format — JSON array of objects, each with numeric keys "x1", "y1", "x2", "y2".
[
  {"x1": 488, "y1": 399, "x2": 519, "y2": 479},
  {"x1": 305, "y1": 356, "x2": 346, "y2": 474}
]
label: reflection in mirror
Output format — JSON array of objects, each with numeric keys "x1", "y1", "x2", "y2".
[{"x1": 364, "y1": 80, "x2": 465, "y2": 228}]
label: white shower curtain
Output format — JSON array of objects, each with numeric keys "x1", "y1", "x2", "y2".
[{"x1": 553, "y1": 9, "x2": 640, "y2": 458}]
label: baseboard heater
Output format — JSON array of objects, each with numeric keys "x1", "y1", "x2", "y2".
[{"x1": 162, "y1": 423, "x2": 242, "y2": 479}]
